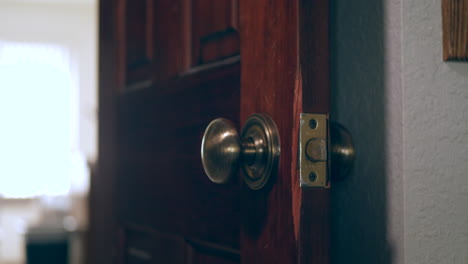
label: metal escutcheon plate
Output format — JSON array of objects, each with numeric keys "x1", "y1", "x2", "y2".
[
  {"x1": 240, "y1": 114, "x2": 280, "y2": 190},
  {"x1": 201, "y1": 113, "x2": 280, "y2": 190}
]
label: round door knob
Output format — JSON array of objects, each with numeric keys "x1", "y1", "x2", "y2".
[
  {"x1": 330, "y1": 122, "x2": 355, "y2": 181},
  {"x1": 201, "y1": 114, "x2": 280, "y2": 190}
]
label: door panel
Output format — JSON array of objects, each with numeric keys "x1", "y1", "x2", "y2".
[
  {"x1": 90, "y1": 0, "x2": 330, "y2": 263},
  {"x1": 125, "y1": 0, "x2": 154, "y2": 81},
  {"x1": 116, "y1": 64, "x2": 240, "y2": 247},
  {"x1": 122, "y1": 0, "x2": 188, "y2": 88},
  {"x1": 93, "y1": 0, "x2": 242, "y2": 262},
  {"x1": 188, "y1": 240, "x2": 240, "y2": 264},
  {"x1": 191, "y1": 0, "x2": 239, "y2": 65},
  {"x1": 124, "y1": 228, "x2": 186, "y2": 264},
  {"x1": 122, "y1": 0, "x2": 240, "y2": 88}
]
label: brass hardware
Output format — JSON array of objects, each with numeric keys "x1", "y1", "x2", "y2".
[
  {"x1": 305, "y1": 138, "x2": 327, "y2": 161},
  {"x1": 201, "y1": 118, "x2": 240, "y2": 184},
  {"x1": 300, "y1": 114, "x2": 329, "y2": 188},
  {"x1": 330, "y1": 122, "x2": 355, "y2": 181},
  {"x1": 299, "y1": 114, "x2": 355, "y2": 188},
  {"x1": 201, "y1": 114, "x2": 280, "y2": 190}
]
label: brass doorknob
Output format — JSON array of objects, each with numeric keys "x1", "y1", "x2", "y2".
[
  {"x1": 201, "y1": 114, "x2": 280, "y2": 190},
  {"x1": 330, "y1": 122, "x2": 355, "y2": 181}
]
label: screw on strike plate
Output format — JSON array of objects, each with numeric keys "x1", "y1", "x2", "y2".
[
  {"x1": 309, "y1": 172, "x2": 318, "y2": 182},
  {"x1": 309, "y1": 119, "x2": 318, "y2": 129}
]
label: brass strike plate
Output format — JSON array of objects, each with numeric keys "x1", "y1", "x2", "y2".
[{"x1": 299, "y1": 113, "x2": 330, "y2": 188}]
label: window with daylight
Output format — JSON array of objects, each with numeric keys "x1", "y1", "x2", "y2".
[{"x1": 0, "y1": 42, "x2": 87, "y2": 198}]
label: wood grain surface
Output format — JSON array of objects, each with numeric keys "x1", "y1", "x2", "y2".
[{"x1": 442, "y1": 0, "x2": 468, "y2": 61}]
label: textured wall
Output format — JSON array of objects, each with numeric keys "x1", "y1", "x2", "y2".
[
  {"x1": 330, "y1": 0, "x2": 403, "y2": 263},
  {"x1": 402, "y1": 0, "x2": 468, "y2": 263},
  {"x1": 331, "y1": 0, "x2": 468, "y2": 263}
]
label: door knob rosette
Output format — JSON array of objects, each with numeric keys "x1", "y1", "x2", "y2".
[{"x1": 201, "y1": 114, "x2": 280, "y2": 190}]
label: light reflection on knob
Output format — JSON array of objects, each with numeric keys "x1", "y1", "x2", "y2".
[{"x1": 201, "y1": 114, "x2": 280, "y2": 190}]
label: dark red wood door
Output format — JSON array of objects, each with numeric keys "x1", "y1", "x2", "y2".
[{"x1": 89, "y1": 0, "x2": 330, "y2": 263}]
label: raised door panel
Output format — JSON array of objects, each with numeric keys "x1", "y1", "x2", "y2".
[
  {"x1": 121, "y1": 0, "x2": 240, "y2": 89},
  {"x1": 122, "y1": 0, "x2": 188, "y2": 89},
  {"x1": 188, "y1": 240, "x2": 240, "y2": 264},
  {"x1": 115, "y1": 64, "x2": 240, "y2": 247},
  {"x1": 191, "y1": 0, "x2": 239, "y2": 65},
  {"x1": 124, "y1": 228, "x2": 186, "y2": 264},
  {"x1": 125, "y1": 0, "x2": 153, "y2": 80},
  {"x1": 105, "y1": 0, "x2": 242, "y2": 263},
  {"x1": 121, "y1": 229, "x2": 240, "y2": 264}
]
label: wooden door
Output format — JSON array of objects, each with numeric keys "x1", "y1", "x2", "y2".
[{"x1": 89, "y1": 0, "x2": 330, "y2": 263}]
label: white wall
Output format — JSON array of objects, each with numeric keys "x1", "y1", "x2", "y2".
[
  {"x1": 402, "y1": 0, "x2": 468, "y2": 263},
  {"x1": 330, "y1": 0, "x2": 403, "y2": 262},
  {"x1": 331, "y1": 0, "x2": 468, "y2": 263},
  {"x1": 0, "y1": 1, "x2": 98, "y2": 162},
  {"x1": 0, "y1": 2, "x2": 97, "y2": 263}
]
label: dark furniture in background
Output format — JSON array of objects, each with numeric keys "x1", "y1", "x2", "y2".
[{"x1": 26, "y1": 227, "x2": 68, "y2": 264}]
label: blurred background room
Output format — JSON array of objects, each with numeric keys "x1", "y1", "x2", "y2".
[
  {"x1": 0, "y1": 0, "x2": 97, "y2": 263},
  {"x1": 0, "y1": 0, "x2": 467, "y2": 263}
]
